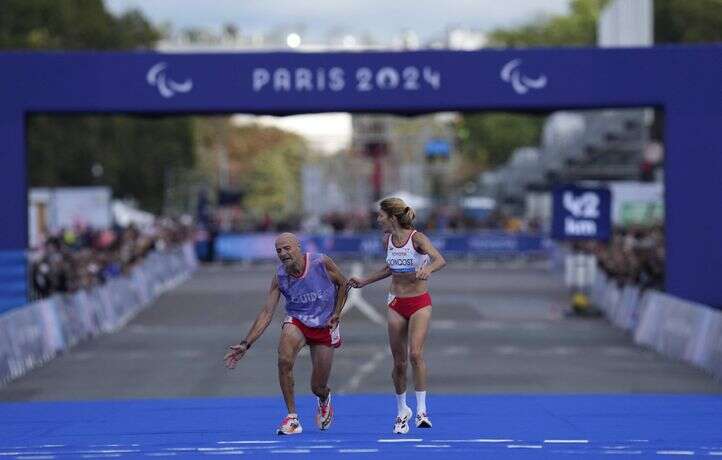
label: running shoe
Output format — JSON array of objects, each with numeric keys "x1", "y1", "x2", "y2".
[
  {"x1": 415, "y1": 412, "x2": 432, "y2": 428},
  {"x1": 315, "y1": 392, "x2": 333, "y2": 430},
  {"x1": 393, "y1": 406, "x2": 412, "y2": 434},
  {"x1": 277, "y1": 414, "x2": 303, "y2": 435}
]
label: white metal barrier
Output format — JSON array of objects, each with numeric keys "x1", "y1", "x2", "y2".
[
  {"x1": 592, "y1": 270, "x2": 722, "y2": 381},
  {"x1": 0, "y1": 243, "x2": 197, "y2": 386}
]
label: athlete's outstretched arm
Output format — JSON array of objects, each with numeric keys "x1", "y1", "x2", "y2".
[
  {"x1": 348, "y1": 264, "x2": 391, "y2": 289},
  {"x1": 224, "y1": 274, "x2": 281, "y2": 369},
  {"x1": 413, "y1": 232, "x2": 446, "y2": 280},
  {"x1": 322, "y1": 256, "x2": 349, "y2": 329}
]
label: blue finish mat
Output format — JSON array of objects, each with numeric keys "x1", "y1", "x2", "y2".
[{"x1": 2, "y1": 394, "x2": 722, "y2": 459}]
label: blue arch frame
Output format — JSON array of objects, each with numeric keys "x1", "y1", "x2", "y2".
[{"x1": 1, "y1": 46, "x2": 721, "y2": 310}]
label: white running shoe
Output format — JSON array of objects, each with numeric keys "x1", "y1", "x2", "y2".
[
  {"x1": 393, "y1": 406, "x2": 412, "y2": 434},
  {"x1": 315, "y1": 392, "x2": 333, "y2": 430},
  {"x1": 416, "y1": 412, "x2": 432, "y2": 428},
  {"x1": 277, "y1": 414, "x2": 303, "y2": 435}
]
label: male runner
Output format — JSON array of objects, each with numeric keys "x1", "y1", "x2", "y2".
[{"x1": 224, "y1": 233, "x2": 349, "y2": 435}]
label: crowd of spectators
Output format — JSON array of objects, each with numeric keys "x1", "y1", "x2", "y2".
[
  {"x1": 29, "y1": 218, "x2": 194, "y2": 300},
  {"x1": 209, "y1": 204, "x2": 541, "y2": 235},
  {"x1": 578, "y1": 225, "x2": 665, "y2": 291}
]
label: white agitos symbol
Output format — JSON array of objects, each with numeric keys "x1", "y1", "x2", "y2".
[
  {"x1": 500, "y1": 59, "x2": 547, "y2": 95},
  {"x1": 146, "y1": 62, "x2": 193, "y2": 98}
]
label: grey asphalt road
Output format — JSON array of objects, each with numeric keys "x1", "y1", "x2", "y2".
[{"x1": 0, "y1": 262, "x2": 720, "y2": 401}]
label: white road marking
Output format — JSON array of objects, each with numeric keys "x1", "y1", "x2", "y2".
[
  {"x1": 431, "y1": 439, "x2": 514, "y2": 443},
  {"x1": 415, "y1": 444, "x2": 450, "y2": 448},
  {"x1": 341, "y1": 263, "x2": 385, "y2": 325},
  {"x1": 508, "y1": 445, "x2": 543, "y2": 449},
  {"x1": 656, "y1": 452, "x2": 694, "y2": 456},
  {"x1": 544, "y1": 440, "x2": 589, "y2": 444},
  {"x1": 270, "y1": 449, "x2": 310, "y2": 454},
  {"x1": 217, "y1": 441, "x2": 280, "y2": 445},
  {"x1": 340, "y1": 350, "x2": 388, "y2": 393},
  {"x1": 203, "y1": 453, "x2": 245, "y2": 456},
  {"x1": 377, "y1": 439, "x2": 422, "y2": 443}
]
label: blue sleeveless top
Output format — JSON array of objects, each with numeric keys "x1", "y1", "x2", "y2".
[{"x1": 277, "y1": 253, "x2": 336, "y2": 327}]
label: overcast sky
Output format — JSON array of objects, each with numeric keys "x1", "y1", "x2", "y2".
[{"x1": 105, "y1": 0, "x2": 569, "y2": 43}]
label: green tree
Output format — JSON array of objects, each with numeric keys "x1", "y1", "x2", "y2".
[
  {"x1": 245, "y1": 146, "x2": 302, "y2": 222},
  {"x1": 655, "y1": 0, "x2": 722, "y2": 43},
  {"x1": 457, "y1": 113, "x2": 545, "y2": 171},
  {"x1": 233, "y1": 126, "x2": 307, "y2": 222},
  {"x1": 488, "y1": 0, "x2": 607, "y2": 47},
  {"x1": 1, "y1": 0, "x2": 195, "y2": 213},
  {"x1": 461, "y1": 0, "x2": 722, "y2": 177},
  {"x1": 0, "y1": 0, "x2": 158, "y2": 50},
  {"x1": 194, "y1": 118, "x2": 309, "y2": 222},
  {"x1": 458, "y1": 0, "x2": 607, "y2": 175}
]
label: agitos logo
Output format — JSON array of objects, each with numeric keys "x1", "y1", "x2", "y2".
[
  {"x1": 146, "y1": 62, "x2": 193, "y2": 98},
  {"x1": 500, "y1": 59, "x2": 547, "y2": 95}
]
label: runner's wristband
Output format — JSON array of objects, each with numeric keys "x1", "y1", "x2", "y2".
[{"x1": 239, "y1": 340, "x2": 250, "y2": 349}]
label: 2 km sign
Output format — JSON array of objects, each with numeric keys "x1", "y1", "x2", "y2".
[{"x1": 552, "y1": 185, "x2": 611, "y2": 241}]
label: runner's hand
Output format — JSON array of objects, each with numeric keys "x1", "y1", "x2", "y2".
[
  {"x1": 416, "y1": 266, "x2": 432, "y2": 280},
  {"x1": 348, "y1": 277, "x2": 366, "y2": 288},
  {"x1": 326, "y1": 314, "x2": 340, "y2": 330},
  {"x1": 224, "y1": 343, "x2": 248, "y2": 369}
]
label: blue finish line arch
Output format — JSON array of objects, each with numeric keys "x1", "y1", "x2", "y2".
[{"x1": 1, "y1": 46, "x2": 721, "y2": 309}]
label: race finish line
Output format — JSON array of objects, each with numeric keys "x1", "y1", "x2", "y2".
[{"x1": 2, "y1": 395, "x2": 721, "y2": 459}]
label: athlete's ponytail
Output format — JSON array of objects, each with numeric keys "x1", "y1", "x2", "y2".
[{"x1": 380, "y1": 197, "x2": 415, "y2": 229}]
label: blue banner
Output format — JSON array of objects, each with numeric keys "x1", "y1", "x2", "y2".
[
  {"x1": 552, "y1": 185, "x2": 611, "y2": 241},
  {"x1": 2, "y1": 47, "x2": 722, "y2": 305},
  {"x1": 0, "y1": 250, "x2": 27, "y2": 314},
  {"x1": 214, "y1": 232, "x2": 549, "y2": 262}
]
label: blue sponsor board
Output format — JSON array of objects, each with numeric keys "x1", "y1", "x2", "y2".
[
  {"x1": 425, "y1": 138, "x2": 451, "y2": 159},
  {"x1": 214, "y1": 232, "x2": 548, "y2": 262},
  {"x1": 552, "y1": 185, "x2": 611, "y2": 241}
]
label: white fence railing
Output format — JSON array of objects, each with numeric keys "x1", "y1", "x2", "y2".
[
  {"x1": 591, "y1": 271, "x2": 722, "y2": 380},
  {"x1": 0, "y1": 243, "x2": 197, "y2": 386}
]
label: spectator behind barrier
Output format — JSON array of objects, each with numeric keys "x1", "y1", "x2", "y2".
[
  {"x1": 578, "y1": 225, "x2": 665, "y2": 292},
  {"x1": 29, "y1": 218, "x2": 193, "y2": 301}
]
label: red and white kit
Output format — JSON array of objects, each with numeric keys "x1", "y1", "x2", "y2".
[{"x1": 385, "y1": 230, "x2": 432, "y2": 319}]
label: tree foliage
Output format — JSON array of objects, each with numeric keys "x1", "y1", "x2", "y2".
[
  {"x1": 488, "y1": 0, "x2": 607, "y2": 47},
  {"x1": 194, "y1": 118, "x2": 308, "y2": 221},
  {"x1": 654, "y1": 0, "x2": 722, "y2": 44},
  {"x1": 0, "y1": 0, "x2": 158, "y2": 50},
  {"x1": 459, "y1": 0, "x2": 722, "y2": 175},
  {"x1": 0, "y1": 0, "x2": 194, "y2": 213}
]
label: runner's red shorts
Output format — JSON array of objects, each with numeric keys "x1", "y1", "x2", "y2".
[
  {"x1": 283, "y1": 316, "x2": 342, "y2": 348},
  {"x1": 388, "y1": 292, "x2": 432, "y2": 320}
]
